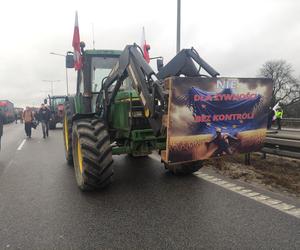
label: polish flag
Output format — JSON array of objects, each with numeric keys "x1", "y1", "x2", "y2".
[
  {"x1": 141, "y1": 27, "x2": 150, "y2": 63},
  {"x1": 72, "y1": 11, "x2": 82, "y2": 70}
]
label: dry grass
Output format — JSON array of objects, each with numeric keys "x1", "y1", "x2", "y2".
[{"x1": 206, "y1": 154, "x2": 300, "y2": 197}]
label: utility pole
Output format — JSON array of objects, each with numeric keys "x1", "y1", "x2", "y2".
[
  {"x1": 92, "y1": 23, "x2": 95, "y2": 50},
  {"x1": 176, "y1": 0, "x2": 181, "y2": 54},
  {"x1": 49, "y1": 52, "x2": 69, "y2": 95},
  {"x1": 42, "y1": 80, "x2": 60, "y2": 96}
]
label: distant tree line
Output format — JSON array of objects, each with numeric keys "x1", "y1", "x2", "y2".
[{"x1": 259, "y1": 60, "x2": 300, "y2": 118}]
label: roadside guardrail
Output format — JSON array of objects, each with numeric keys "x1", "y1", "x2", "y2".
[
  {"x1": 262, "y1": 130, "x2": 300, "y2": 159},
  {"x1": 281, "y1": 118, "x2": 300, "y2": 128}
]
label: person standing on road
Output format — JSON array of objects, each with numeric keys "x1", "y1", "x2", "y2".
[
  {"x1": 267, "y1": 107, "x2": 275, "y2": 129},
  {"x1": 23, "y1": 107, "x2": 34, "y2": 138},
  {"x1": 275, "y1": 107, "x2": 283, "y2": 130},
  {"x1": 19, "y1": 110, "x2": 23, "y2": 123},
  {"x1": 0, "y1": 110, "x2": 4, "y2": 150},
  {"x1": 14, "y1": 112, "x2": 18, "y2": 124},
  {"x1": 38, "y1": 104, "x2": 51, "y2": 139}
]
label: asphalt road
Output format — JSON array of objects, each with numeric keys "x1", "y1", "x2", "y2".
[{"x1": 0, "y1": 123, "x2": 299, "y2": 249}]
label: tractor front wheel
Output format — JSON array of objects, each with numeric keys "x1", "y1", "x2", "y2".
[{"x1": 72, "y1": 119, "x2": 113, "y2": 191}]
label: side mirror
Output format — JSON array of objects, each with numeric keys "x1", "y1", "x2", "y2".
[
  {"x1": 44, "y1": 99, "x2": 47, "y2": 104},
  {"x1": 66, "y1": 52, "x2": 74, "y2": 68},
  {"x1": 157, "y1": 58, "x2": 164, "y2": 72}
]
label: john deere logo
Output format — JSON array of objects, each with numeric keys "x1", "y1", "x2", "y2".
[{"x1": 216, "y1": 79, "x2": 238, "y2": 89}]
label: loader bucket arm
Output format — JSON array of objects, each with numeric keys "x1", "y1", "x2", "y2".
[
  {"x1": 100, "y1": 44, "x2": 167, "y2": 136},
  {"x1": 157, "y1": 47, "x2": 220, "y2": 79}
]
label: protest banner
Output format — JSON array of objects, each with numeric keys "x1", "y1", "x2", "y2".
[{"x1": 165, "y1": 77, "x2": 273, "y2": 163}]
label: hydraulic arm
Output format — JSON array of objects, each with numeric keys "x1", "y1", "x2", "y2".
[
  {"x1": 157, "y1": 47, "x2": 219, "y2": 79},
  {"x1": 99, "y1": 44, "x2": 167, "y2": 136},
  {"x1": 98, "y1": 45, "x2": 220, "y2": 136}
]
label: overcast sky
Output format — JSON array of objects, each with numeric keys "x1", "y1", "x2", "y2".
[{"x1": 0, "y1": 0, "x2": 299, "y2": 107}]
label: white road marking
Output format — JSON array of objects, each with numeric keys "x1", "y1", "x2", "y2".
[
  {"x1": 223, "y1": 183, "x2": 236, "y2": 188},
  {"x1": 1, "y1": 159, "x2": 14, "y2": 176},
  {"x1": 272, "y1": 203, "x2": 295, "y2": 211},
  {"x1": 263, "y1": 199, "x2": 282, "y2": 205},
  {"x1": 286, "y1": 208, "x2": 300, "y2": 217},
  {"x1": 197, "y1": 172, "x2": 300, "y2": 219},
  {"x1": 252, "y1": 195, "x2": 270, "y2": 201},
  {"x1": 229, "y1": 186, "x2": 244, "y2": 192},
  {"x1": 238, "y1": 189, "x2": 252, "y2": 194},
  {"x1": 244, "y1": 192, "x2": 260, "y2": 197},
  {"x1": 17, "y1": 139, "x2": 26, "y2": 151},
  {"x1": 149, "y1": 154, "x2": 300, "y2": 219}
]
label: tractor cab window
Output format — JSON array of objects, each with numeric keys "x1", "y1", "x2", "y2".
[
  {"x1": 91, "y1": 56, "x2": 118, "y2": 112},
  {"x1": 51, "y1": 98, "x2": 66, "y2": 106},
  {"x1": 91, "y1": 57, "x2": 118, "y2": 92},
  {"x1": 120, "y1": 77, "x2": 133, "y2": 90}
]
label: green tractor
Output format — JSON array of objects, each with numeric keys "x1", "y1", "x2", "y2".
[
  {"x1": 63, "y1": 43, "x2": 219, "y2": 191},
  {"x1": 45, "y1": 95, "x2": 67, "y2": 129}
]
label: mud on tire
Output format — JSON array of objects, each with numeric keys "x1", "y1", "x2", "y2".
[{"x1": 72, "y1": 118, "x2": 113, "y2": 191}]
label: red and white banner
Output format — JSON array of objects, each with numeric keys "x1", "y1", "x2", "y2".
[
  {"x1": 141, "y1": 27, "x2": 150, "y2": 63},
  {"x1": 72, "y1": 11, "x2": 82, "y2": 70}
]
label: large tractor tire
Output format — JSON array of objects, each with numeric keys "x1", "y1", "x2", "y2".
[
  {"x1": 63, "y1": 98, "x2": 75, "y2": 165},
  {"x1": 72, "y1": 118, "x2": 113, "y2": 191},
  {"x1": 164, "y1": 160, "x2": 203, "y2": 175}
]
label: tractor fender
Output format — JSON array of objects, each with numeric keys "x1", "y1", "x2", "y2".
[{"x1": 72, "y1": 112, "x2": 97, "y2": 122}]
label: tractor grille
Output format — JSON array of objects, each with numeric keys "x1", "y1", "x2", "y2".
[
  {"x1": 130, "y1": 101, "x2": 150, "y2": 129},
  {"x1": 132, "y1": 117, "x2": 150, "y2": 129}
]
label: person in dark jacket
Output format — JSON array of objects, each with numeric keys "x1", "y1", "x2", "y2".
[
  {"x1": 267, "y1": 107, "x2": 275, "y2": 129},
  {"x1": 38, "y1": 104, "x2": 51, "y2": 138},
  {"x1": 0, "y1": 111, "x2": 4, "y2": 150}
]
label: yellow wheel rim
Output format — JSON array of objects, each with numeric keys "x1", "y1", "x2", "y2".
[
  {"x1": 144, "y1": 108, "x2": 150, "y2": 118},
  {"x1": 64, "y1": 116, "x2": 69, "y2": 152},
  {"x1": 77, "y1": 140, "x2": 83, "y2": 174}
]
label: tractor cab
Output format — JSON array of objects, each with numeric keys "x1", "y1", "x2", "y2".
[
  {"x1": 70, "y1": 49, "x2": 122, "y2": 114},
  {"x1": 46, "y1": 95, "x2": 67, "y2": 129}
]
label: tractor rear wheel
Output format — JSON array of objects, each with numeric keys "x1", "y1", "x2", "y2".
[
  {"x1": 164, "y1": 160, "x2": 203, "y2": 175},
  {"x1": 72, "y1": 118, "x2": 113, "y2": 191},
  {"x1": 63, "y1": 100, "x2": 74, "y2": 165}
]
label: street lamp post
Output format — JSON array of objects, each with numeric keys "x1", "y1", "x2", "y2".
[
  {"x1": 42, "y1": 80, "x2": 60, "y2": 96},
  {"x1": 50, "y1": 52, "x2": 69, "y2": 95},
  {"x1": 177, "y1": 0, "x2": 181, "y2": 54}
]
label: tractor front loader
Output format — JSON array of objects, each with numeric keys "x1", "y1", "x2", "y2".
[{"x1": 63, "y1": 43, "x2": 272, "y2": 191}]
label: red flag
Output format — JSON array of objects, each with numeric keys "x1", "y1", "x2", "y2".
[
  {"x1": 141, "y1": 27, "x2": 150, "y2": 63},
  {"x1": 72, "y1": 11, "x2": 82, "y2": 70}
]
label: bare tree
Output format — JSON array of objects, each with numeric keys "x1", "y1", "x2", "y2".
[{"x1": 259, "y1": 60, "x2": 300, "y2": 107}]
